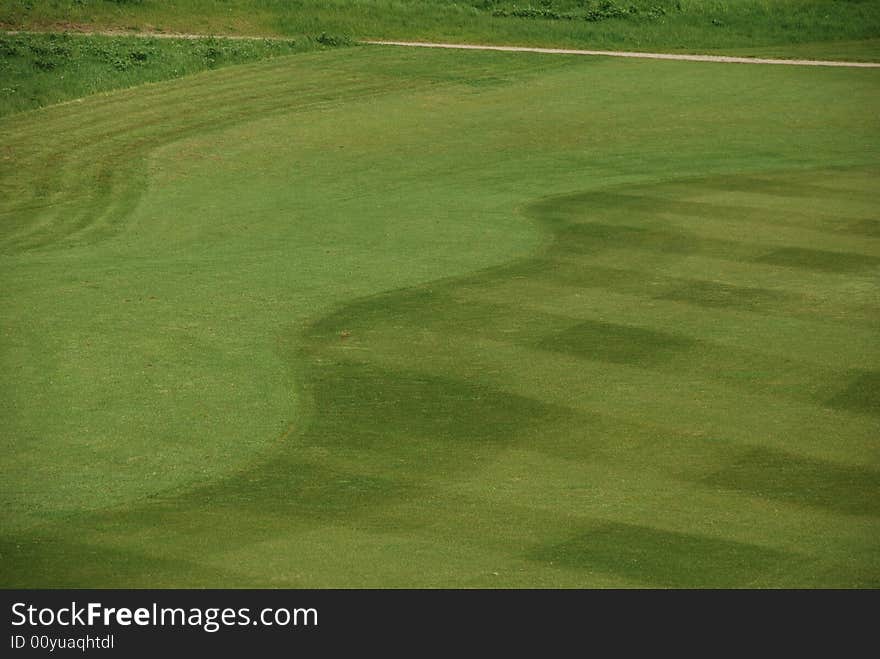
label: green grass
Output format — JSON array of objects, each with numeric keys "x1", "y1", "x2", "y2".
[
  {"x1": 0, "y1": 31, "x2": 347, "y2": 117},
  {"x1": 1, "y1": 0, "x2": 879, "y2": 61},
  {"x1": 1, "y1": 45, "x2": 877, "y2": 587}
]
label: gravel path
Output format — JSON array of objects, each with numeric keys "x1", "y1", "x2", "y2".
[{"x1": 365, "y1": 40, "x2": 880, "y2": 68}]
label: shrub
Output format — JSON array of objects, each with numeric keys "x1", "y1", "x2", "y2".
[{"x1": 315, "y1": 33, "x2": 351, "y2": 47}]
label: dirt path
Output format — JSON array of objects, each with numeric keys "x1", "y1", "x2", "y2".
[{"x1": 366, "y1": 40, "x2": 880, "y2": 68}]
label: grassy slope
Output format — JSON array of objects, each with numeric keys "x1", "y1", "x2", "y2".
[
  {"x1": 1, "y1": 46, "x2": 877, "y2": 587},
  {"x1": 0, "y1": 32, "x2": 342, "y2": 117},
  {"x1": 1, "y1": 0, "x2": 879, "y2": 61}
]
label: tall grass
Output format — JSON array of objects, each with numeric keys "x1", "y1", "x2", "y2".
[{"x1": 1, "y1": 0, "x2": 878, "y2": 59}]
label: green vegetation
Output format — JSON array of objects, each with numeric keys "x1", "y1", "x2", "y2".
[
  {"x1": 0, "y1": 31, "x2": 347, "y2": 117},
  {"x1": 1, "y1": 45, "x2": 877, "y2": 587},
  {"x1": 2, "y1": 2, "x2": 876, "y2": 119},
  {"x1": 1, "y1": 0, "x2": 879, "y2": 61}
]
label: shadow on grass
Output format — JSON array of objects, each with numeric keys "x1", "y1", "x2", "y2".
[{"x1": 530, "y1": 519, "x2": 804, "y2": 588}]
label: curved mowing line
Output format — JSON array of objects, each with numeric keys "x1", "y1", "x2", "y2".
[
  {"x1": 0, "y1": 57, "x2": 437, "y2": 252},
  {"x1": 365, "y1": 40, "x2": 880, "y2": 68}
]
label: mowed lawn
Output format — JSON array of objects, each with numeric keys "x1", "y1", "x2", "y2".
[{"x1": 1, "y1": 46, "x2": 878, "y2": 587}]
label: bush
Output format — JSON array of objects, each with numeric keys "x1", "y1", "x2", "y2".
[{"x1": 315, "y1": 33, "x2": 352, "y2": 47}]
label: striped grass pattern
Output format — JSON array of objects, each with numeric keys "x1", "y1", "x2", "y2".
[{"x1": 1, "y1": 47, "x2": 877, "y2": 587}]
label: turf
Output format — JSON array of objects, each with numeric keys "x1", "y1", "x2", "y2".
[
  {"x1": 2, "y1": 0, "x2": 879, "y2": 61},
  {"x1": 1, "y1": 46, "x2": 878, "y2": 587}
]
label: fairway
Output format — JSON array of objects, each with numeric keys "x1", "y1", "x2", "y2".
[{"x1": 1, "y1": 45, "x2": 878, "y2": 587}]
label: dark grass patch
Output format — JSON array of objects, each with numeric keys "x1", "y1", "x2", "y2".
[
  {"x1": 0, "y1": 535, "x2": 238, "y2": 588},
  {"x1": 533, "y1": 190, "x2": 771, "y2": 228},
  {"x1": 698, "y1": 446, "x2": 880, "y2": 517},
  {"x1": 309, "y1": 360, "x2": 560, "y2": 449},
  {"x1": 531, "y1": 520, "x2": 801, "y2": 587},
  {"x1": 554, "y1": 222, "x2": 711, "y2": 256},
  {"x1": 537, "y1": 319, "x2": 695, "y2": 365},
  {"x1": 306, "y1": 281, "x2": 579, "y2": 347},
  {"x1": 754, "y1": 247, "x2": 880, "y2": 274},
  {"x1": 531, "y1": 192, "x2": 752, "y2": 260},
  {"x1": 200, "y1": 460, "x2": 410, "y2": 519},
  {"x1": 657, "y1": 280, "x2": 792, "y2": 312},
  {"x1": 826, "y1": 371, "x2": 880, "y2": 417},
  {"x1": 527, "y1": 191, "x2": 650, "y2": 225},
  {"x1": 843, "y1": 219, "x2": 880, "y2": 237}
]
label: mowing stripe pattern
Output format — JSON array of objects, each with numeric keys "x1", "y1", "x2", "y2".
[
  {"x1": 292, "y1": 171, "x2": 879, "y2": 587},
  {"x1": 1, "y1": 48, "x2": 877, "y2": 588}
]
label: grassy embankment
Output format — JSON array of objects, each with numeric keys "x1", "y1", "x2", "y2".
[{"x1": 0, "y1": 31, "x2": 348, "y2": 117}]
